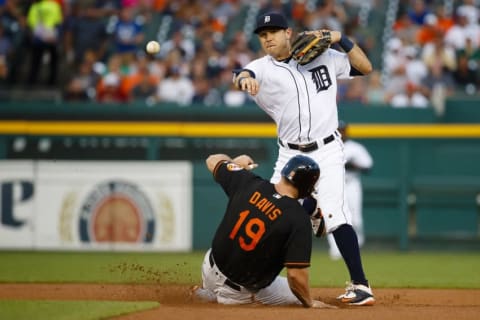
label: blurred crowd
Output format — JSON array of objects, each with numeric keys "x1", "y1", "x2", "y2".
[
  {"x1": 0, "y1": 0, "x2": 479, "y2": 108},
  {"x1": 380, "y1": 0, "x2": 480, "y2": 110}
]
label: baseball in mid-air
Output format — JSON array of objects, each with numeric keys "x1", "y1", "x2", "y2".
[{"x1": 146, "y1": 40, "x2": 160, "y2": 54}]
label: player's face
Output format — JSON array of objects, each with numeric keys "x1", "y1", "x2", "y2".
[{"x1": 258, "y1": 28, "x2": 292, "y2": 61}]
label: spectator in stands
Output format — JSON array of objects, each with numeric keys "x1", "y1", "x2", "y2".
[
  {"x1": 2, "y1": 0, "x2": 29, "y2": 85},
  {"x1": 155, "y1": 64, "x2": 194, "y2": 106},
  {"x1": 170, "y1": 0, "x2": 207, "y2": 27},
  {"x1": 422, "y1": 30, "x2": 457, "y2": 73},
  {"x1": 189, "y1": 51, "x2": 217, "y2": 106},
  {"x1": 131, "y1": 70, "x2": 158, "y2": 103},
  {"x1": 0, "y1": 55, "x2": 6, "y2": 84},
  {"x1": 100, "y1": 52, "x2": 132, "y2": 78},
  {"x1": 404, "y1": 45, "x2": 428, "y2": 86},
  {"x1": 93, "y1": 0, "x2": 121, "y2": 16},
  {"x1": 364, "y1": 71, "x2": 387, "y2": 105},
  {"x1": 291, "y1": 0, "x2": 309, "y2": 23},
  {"x1": 223, "y1": 81, "x2": 247, "y2": 108},
  {"x1": 390, "y1": 81, "x2": 429, "y2": 108},
  {"x1": 432, "y1": 4, "x2": 454, "y2": 34},
  {"x1": 63, "y1": 1, "x2": 110, "y2": 67},
  {"x1": 63, "y1": 59, "x2": 99, "y2": 101},
  {"x1": 96, "y1": 72, "x2": 129, "y2": 103},
  {"x1": 94, "y1": 50, "x2": 145, "y2": 100},
  {"x1": 407, "y1": 0, "x2": 431, "y2": 25},
  {"x1": 258, "y1": 0, "x2": 292, "y2": 19},
  {"x1": 343, "y1": 77, "x2": 367, "y2": 103},
  {"x1": 456, "y1": 0, "x2": 479, "y2": 27},
  {"x1": 159, "y1": 29, "x2": 195, "y2": 61},
  {"x1": 393, "y1": 10, "x2": 419, "y2": 42},
  {"x1": 209, "y1": 0, "x2": 240, "y2": 37},
  {"x1": 462, "y1": 35, "x2": 480, "y2": 61},
  {"x1": 304, "y1": 0, "x2": 347, "y2": 32},
  {"x1": 192, "y1": 75, "x2": 213, "y2": 105},
  {"x1": 415, "y1": 13, "x2": 440, "y2": 46},
  {"x1": 453, "y1": 50, "x2": 479, "y2": 95},
  {"x1": 125, "y1": 57, "x2": 160, "y2": 102},
  {"x1": 444, "y1": 7, "x2": 480, "y2": 51},
  {"x1": 0, "y1": 24, "x2": 11, "y2": 79},
  {"x1": 196, "y1": 35, "x2": 225, "y2": 80},
  {"x1": 112, "y1": 6, "x2": 144, "y2": 66},
  {"x1": 26, "y1": 0, "x2": 63, "y2": 86},
  {"x1": 383, "y1": 37, "x2": 408, "y2": 102},
  {"x1": 226, "y1": 31, "x2": 255, "y2": 68},
  {"x1": 418, "y1": 61, "x2": 456, "y2": 106}
]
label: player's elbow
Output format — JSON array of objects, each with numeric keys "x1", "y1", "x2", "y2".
[
  {"x1": 359, "y1": 61, "x2": 373, "y2": 75},
  {"x1": 363, "y1": 62, "x2": 373, "y2": 75},
  {"x1": 350, "y1": 62, "x2": 373, "y2": 76}
]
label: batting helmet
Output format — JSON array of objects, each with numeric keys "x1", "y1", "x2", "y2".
[{"x1": 281, "y1": 155, "x2": 320, "y2": 198}]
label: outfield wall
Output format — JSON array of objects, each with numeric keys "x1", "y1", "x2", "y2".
[
  {"x1": 0, "y1": 160, "x2": 192, "y2": 251},
  {"x1": 0, "y1": 100, "x2": 479, "y2": 250}
]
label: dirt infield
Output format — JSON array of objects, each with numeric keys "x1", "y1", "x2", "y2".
[{"x1": 0, "y1": 284, "x2": 479, "y2": 320}]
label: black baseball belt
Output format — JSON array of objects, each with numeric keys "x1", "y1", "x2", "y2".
[
  {"x1": 278, "y1": 132, "x2": 337, "y2": 153},
  {"x1": 209, "y1": 252, "x2": 242, "y2": 292}
]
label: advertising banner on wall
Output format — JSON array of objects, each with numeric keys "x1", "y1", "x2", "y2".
[
  {"x1": 0, "y1": 161, "x2": 192, "y2": 251},
  {"x1": 0, "y1": 161, "x2": 35, "y2": 248}
]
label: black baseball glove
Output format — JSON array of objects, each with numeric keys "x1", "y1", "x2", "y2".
[{"x1": 291, "y1": 31, "x2": 331, "y2": 65}]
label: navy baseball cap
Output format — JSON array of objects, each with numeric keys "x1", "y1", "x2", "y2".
[{"x1": 254, "y1": 12, "x2": 289, "y2": 34}]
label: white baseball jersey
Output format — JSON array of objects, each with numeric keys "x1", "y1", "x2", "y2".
[
  {"x1": 243, "y1": 49, "x2": 354, "y2": 233},
  {"x1": 244, "y1": 48, "x2": 351, "y2": 143},
  {"x1": 327, "y1": 139, "x2": 373, "y2": 258}
]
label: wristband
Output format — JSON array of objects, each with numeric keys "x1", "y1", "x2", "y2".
[{"x1": 339, "y1": 35, "x2": 354, "y2": 53}]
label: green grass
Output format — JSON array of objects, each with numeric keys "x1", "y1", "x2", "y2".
[
  {"x1": 0, "y1": 300, "x2": 159, "y2": 320},
  {"x1": 0, "y1": 251, "x2": 205, "y2": 284},
  {"x1": 0, "y1": 250, "x2": 479, "y2": 288},
  {"x1": 310, "y1": 251, "x2": 480, "y2": 288},
  {"x1": 0, "y1": 250, "x2": 479, "y2": 320}
]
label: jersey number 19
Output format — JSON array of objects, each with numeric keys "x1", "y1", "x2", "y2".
[{"x1": 229, "y1": 210, "x2": 265, "y2": 251}]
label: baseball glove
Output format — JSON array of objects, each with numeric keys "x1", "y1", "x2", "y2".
[
  {"x1": 310, "y1": 208, "x2": 326, "y2": 238},
  {"x1": 302, "y1": 196, "x2": 326, "y2": 237},
  {"x1": 291, "y1": 31, "x2": 331, "y2": 65}
]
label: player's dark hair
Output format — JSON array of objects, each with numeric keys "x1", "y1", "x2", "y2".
[{"x1": 281, "y1": 155, "x2": 320, "y2": 198}]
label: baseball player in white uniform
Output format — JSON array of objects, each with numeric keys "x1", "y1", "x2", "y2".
[
  {"x1": 233, "y1": 12, "x2": 375, "y2": 306},
  {"x1": 327, "y1": 120, "x2": 373, "y2": 260}
]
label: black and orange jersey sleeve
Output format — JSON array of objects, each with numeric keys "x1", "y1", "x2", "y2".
[
  {"x1": 212, "y1": 160, "x2": 229, "y2": 180},
  {"x1": 284, "y1": 261, "x2": 310, "y2": 269},
  {"x1": 283, "y1": 204, "x2": 312, "y2": 268},
  {"x1": 214, "y1": 161, "x2": 259, "y2": 197}
]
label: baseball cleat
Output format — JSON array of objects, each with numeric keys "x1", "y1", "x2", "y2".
[{"x1": 337, "y1": 281, "x2": 375, "y2": 306}]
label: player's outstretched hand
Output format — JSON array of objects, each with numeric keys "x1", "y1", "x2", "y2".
[
  {"x1": 232, "y1": 154, "x2": 258, "y2": 170},
  {"x1": 311, "y1": 300, "x2": 338, "y2": 309},
  {"x1": 237, "y1": 76, "x2": 259, "y2": 96}
]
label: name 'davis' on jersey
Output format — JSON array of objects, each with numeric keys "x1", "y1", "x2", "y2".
[
  {"x1": 249, "y1": 191, "x2": 282, "y2": 221},
  {"x1": 309, "y1": 65, "x2": 332, "y2": 93}
]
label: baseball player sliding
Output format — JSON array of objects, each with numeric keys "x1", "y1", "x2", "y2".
[
  {"x1": 327, "y1": 120, "x2": 373, "y2": 260},
  {"x1": 192, "y1": 153, "x2": 335, "y2": 308},
  {"x1": 233, "y1": 12, "x2": 375, "y2": 305}
]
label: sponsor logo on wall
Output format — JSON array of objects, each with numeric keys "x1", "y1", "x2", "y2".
[{"x1": 1, "y1": 161, "x2": 191, "y2": 251}]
